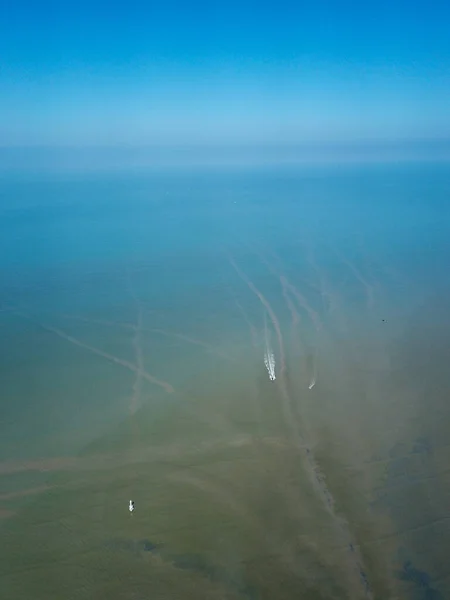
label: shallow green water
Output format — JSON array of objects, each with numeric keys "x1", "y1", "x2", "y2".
[{"x1": 1, "y1": 164, "x2": 450, "y2": 599}]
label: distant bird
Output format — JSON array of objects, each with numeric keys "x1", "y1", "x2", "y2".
[{"x1": 129, "y1": 500, "x2": 135, "y2": 513}]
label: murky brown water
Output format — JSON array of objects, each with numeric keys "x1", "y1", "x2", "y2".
[{"x1": 1, "y1": 166, "x2": 449, "y2": 599}]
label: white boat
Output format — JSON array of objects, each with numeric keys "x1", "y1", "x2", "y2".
[
  {"x1": 263, "y1": 311, "x2": 276, "y2": 381},
  {"x1": 264, "y1": 350, "x2": 276, "y2": 381}
]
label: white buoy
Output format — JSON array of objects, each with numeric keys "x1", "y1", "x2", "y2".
[{"x1": 129, "y1": 500, "x2": 135, "y2": 513}]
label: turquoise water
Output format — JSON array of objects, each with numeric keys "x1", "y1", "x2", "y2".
[{"x1": 1, "y1": 163, "x2": 450, "y2": 599}]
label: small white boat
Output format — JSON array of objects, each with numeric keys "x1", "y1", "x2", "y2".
[
  {"x1": 264, "y1": 350, "x2": 276, "y2": 381},
  {"x1": 263, "y1": 311, "x2": 276, "y2": 381},
  {"x1": 129, "y1": 500, "x2": 135, "y2": 513}
]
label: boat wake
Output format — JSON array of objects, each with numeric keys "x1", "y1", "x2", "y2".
[
  {"x1": 263, "y1": 311, "x2": 276, "y2": 381},
  {"x1": 264, "y1": 349, "x2": 276, "y2": 381},
  {"x1": 308, "y1": 348, "x2": 318, "y2": 390}
]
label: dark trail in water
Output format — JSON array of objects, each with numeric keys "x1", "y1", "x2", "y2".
[{"x1": 230, "y1": 250, "x2": 374, "y2": 599}]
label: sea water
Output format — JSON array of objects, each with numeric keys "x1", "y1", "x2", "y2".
[{"x1": 0, "y1": 163, "x2": 449, "y2": 599}]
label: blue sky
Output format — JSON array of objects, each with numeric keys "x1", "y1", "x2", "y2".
[{"x1": 1, "y1": 0, "x2": 450, "y2": 147}]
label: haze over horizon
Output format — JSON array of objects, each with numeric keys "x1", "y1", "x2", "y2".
[
  {"x1": 2, "y1": 0, "x2": 450, "y2": 159},
  {"x1": 2, "y1": 3, "x2": 450, "y2": 599}
]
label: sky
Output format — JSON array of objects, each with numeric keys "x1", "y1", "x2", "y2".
[{"x1": 1, "y1": 0, "x2": 450, "y2": 148}]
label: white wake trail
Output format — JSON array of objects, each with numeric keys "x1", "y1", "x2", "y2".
[{"x1": 263, "y1": 310, "x2": 276, "y2": 381}]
